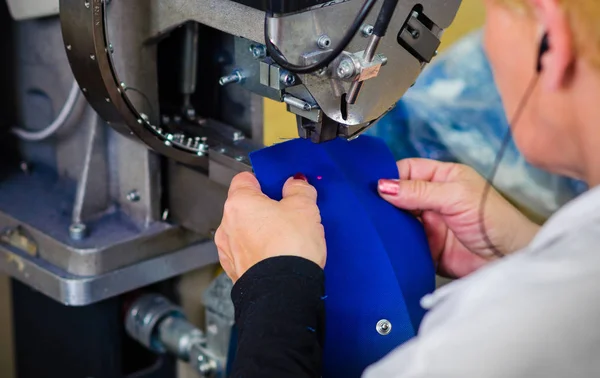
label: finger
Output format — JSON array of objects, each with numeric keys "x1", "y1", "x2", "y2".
[
  {"x1": 396, "y1": 158, "x2": 462, "y2": 183},
  {"x1": 378, "y1": 179, "x2": 457, "y2": 213},
  {"x1": 282, "y1": 175, "x2": 318, "y2": 204},
  {"x1": 228, "y1": 172, "x2": 262, "y2": 197},
  {"x1": 421, "y1": 211, "x2": 448, "y2": 264}
]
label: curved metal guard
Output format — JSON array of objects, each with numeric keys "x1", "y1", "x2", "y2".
[{"x1": 59, "y1": 0, "x2": 207, "y2": 165}]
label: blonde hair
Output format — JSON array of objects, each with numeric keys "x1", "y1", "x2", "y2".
[{"x1": 496, "y1": 0, "x2": 600, "y2": 69}]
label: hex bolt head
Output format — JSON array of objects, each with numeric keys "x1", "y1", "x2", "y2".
[
  {"x1": 279, "y1": 71, "x2": 296, "y2": 87},
  {"x1": 249, "y1": 44, "x2": 267, "y2": 59},
  {"x1": 69, "y1": 223, "x2": 87, "y2": 241},
  {"x1": 361, "y1": 24, "x2": 374, "y2": 37},
  {"x1": 317, "y1": 35, "x2": 332, "y2": 49}
]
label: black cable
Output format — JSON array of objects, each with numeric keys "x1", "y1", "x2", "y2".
[
  {"x1": 373, "y1": 0, "x2": 398, "y2": 37},
  {"x1": 479, "y1": 75, "x2": 540, "y2": 259},
  {"x1": 264, "y1": 0, "x2": 378, "y2": 74}
]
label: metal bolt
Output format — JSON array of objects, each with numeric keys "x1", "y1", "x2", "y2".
[
  {"x1": 249, "y1": 44, "x2": 266, "y2": 59},
  {"x1": 378, "y1": 54, "x2": 389, "y2": 66},
  {"x1": 84, "y1": 0, "x2": 90, "y2": 8},
  {"x1": 66, "y1": 44, "x2": 72, "y2": 51},
  {"x1": 317, "y1": 35, "x2": 332, "y2": 49},
  {"x1": 361, "y1": 24, "x2": 374, "y2": 37},
  {"x1": 337, "y1": 59, "x2": 355, "y2": 79},
  {"x1": 410, "y1": 29, "x2": 420, "y2": 39},
  {"x1": 90, "y1": 53, "x2": 96, "y2": 60},
  {"x1": 105, "y1": 97, "x2": 111, "y2": 103},
  {"x1": 127, "y1": 190, "x2": 141, "y2": 202},
  {"x1": 108, "y1": 43, "x2": 114, "y2": 53},
  {"x1": 219, "y1": 70, "x2": 244, "y2": 86},
  {"x1": 69, "y1": 223, "x2": 87, "y2": 241},
  {"x1": 82, "y1": 87, "x2": 87, "y2": 93},
  {"x1": 279, "y1": 71, "x2": 296, "y2": 87},
  {"x1": 376, "y1": 319, "x2": 392, "y2": 335},
  {"x1": 232, "y1": 131, "x2": 244, "y2": 142},
  {"x1": 234, "y1": 156, "x2": 244, "y2": 162}
]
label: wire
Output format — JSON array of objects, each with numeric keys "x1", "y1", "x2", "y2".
[
  {"x1": 123, "y1": 86, "x2": 156, "y2": 118},
  {"x1": 478, "y1": 75, "x2": 540, "y2": 259},
  {"x1": 12, "y1": 80, "x2": 81, "y2": 142},
  {"x1": 264, "y1": 0, "x2": 378, "y2": 74}
]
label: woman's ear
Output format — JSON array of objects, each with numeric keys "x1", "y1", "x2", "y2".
[{"x1": 530, "y1": 0, "x2": 575, "y2": 90}]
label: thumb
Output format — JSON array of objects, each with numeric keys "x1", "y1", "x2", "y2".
[
  {"x1": 378, "y1": 179, "x2": 451, "y2": 213},
  {"x1": 282, "y1": 175, "x2": 318, "y2": 204},
  {"x1": 229, "y1": 172, "x2": 262, "y2": 197}
]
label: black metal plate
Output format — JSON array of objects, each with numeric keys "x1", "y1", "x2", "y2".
[{"x1": 231, "y1": 0, "x2": 331, "y2": 13}]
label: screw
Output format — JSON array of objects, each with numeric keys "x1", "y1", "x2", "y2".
[
  {"x1": 126, "y1": 190, "x2": 140, "y2": 202},
  {"x1": 234, "y1": 156, "x2": 244, "y2": 162},
  {"x1": 410, "y1": 29, "x2": 420, "y2": 39},
  {"x1": 162, "y1": 209, "x2": 169, "y2": 221},
  {"x1": 317, "y1": 35, "x2": 332, "y2": 49},
  {"x1": 219, "y1": 70, "x2": 244, "y2": 86},
  {"x1": 66, "y1": 44, "x2": 72, "y2": 51},
  {"x1": 69, "y1": 223, "x2": 87, "y2": 241},
  {"x1": 376, "y1": 319, "x2": 392, "y2": 335},
  {"x1": 361, "y1": 24, "x2": 374, "y2": 37},
  {"x1": 280, "y1": 71, "x2": 296, "y2": 87},
  {"x1": 378, "y1": 54, "x2": 388, "y2": 66},
  {"x1": 249, "y1": 44, "x2": 266, "y2": 59},
  {"x1": 84, "y1": 0, "x2": 90, "y2": 8},
  {"x1": 337, "y1": 59, "x2": 355, "y2": 79},
  {"x1": 108, "y1": 43, "x2": 114, "y2": 53},
  {"x1": 232, "y1": 131, "x2": 244, "y2": 141}
]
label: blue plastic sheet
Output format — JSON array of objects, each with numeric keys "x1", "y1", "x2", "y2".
[
  {"x1": 250, "y1": 136, "x2": 435, "y2": 378},
  {"x1": 368, "y1": 31, "x2": 586, "y2": 220}
]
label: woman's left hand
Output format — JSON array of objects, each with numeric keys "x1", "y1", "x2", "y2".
[{"x1": 215, "y1": 172, "x2": 326, "y2": 283}]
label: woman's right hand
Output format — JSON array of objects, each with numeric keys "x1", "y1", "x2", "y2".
[{"x1": 378, "y1": 159, "x2": 540, "y2": 279}]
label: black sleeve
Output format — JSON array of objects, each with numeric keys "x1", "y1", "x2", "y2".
[{"x1": 229, "y1": 256, "x2": 325, "y2": 378}]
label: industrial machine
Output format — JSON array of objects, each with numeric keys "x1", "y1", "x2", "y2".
[{"x1": 0, "y1": 0, "x2": 461, "y2": 376}]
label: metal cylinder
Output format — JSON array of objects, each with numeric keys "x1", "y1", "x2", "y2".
[{"x1": 180, "y1": 22, "x2": 199, "y2": 104}]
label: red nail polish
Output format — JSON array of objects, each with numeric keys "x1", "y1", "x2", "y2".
[
  {"x1": 293, "y1": 173, "x2": 308, "y2": 182},
  {"x1": 378, "y1": 179, "x2": 399, "y2": 195}
]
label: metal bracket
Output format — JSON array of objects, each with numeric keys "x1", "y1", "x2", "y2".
[{"x1": 397, "y1": 11, "x2": 441, "y2": 64}]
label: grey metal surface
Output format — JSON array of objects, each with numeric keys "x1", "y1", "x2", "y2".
[
  {"x1": 203, "y1": 273, "x2": 235, "y2": 361},
  {"x1": 148, "y1": 0, "x2": 264, "y2": 44},
  {"x1": 0, "y1": 168, "x2": 201, "y2": 276},
  {"x1": 0, "y1": 239, "x2": 219, "y2": 306},
  {"x1": 270, "y1": 0, "x2": 462, "y2": 125}
]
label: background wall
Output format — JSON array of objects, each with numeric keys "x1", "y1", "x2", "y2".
[{"x1": 0, "y1": 1, "x2": 485, "y2": 377}]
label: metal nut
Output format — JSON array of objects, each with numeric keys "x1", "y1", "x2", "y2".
[{"x1": 337, "y1": 59, "x2": 355, "y2": 79}]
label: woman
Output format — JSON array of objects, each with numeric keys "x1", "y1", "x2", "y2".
[{"x1": 216, "y1": 0, "x2": 600, "y2": 376}]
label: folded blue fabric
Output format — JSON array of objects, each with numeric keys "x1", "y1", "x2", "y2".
[{"x1": 250, "y1": 136, "x2": 435, "y2": 377}]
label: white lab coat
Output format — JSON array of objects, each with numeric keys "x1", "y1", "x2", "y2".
[{"x1": 364, "y1": 186, "x2": 600, "y2": 378}]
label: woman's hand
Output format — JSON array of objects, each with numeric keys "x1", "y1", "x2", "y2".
[
  {"x1": 378, "y1": 159, "x2": 540, "y2": 278},
  {"x1": 215, "y1": 172, "x2": 326, "y2": 283}
]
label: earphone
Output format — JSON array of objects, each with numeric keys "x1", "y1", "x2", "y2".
[
  {"x1": 537, "y1": 32, "x2": 550, "y2": 73},
  {"x1": 479, "y1": 32, "x2": 550, "y2": 258}
]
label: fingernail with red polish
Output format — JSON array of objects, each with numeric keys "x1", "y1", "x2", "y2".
[
  {"x1": 293, "y1": 173, "x2": 308, "y2": 182},
  {"x1": 378, "y1": 179, "x2": 399, "y2": 195}
]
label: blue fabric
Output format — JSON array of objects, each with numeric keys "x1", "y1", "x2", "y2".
[{"x1": 250, "y1": 136, "x2": 435, "y2": 378}]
